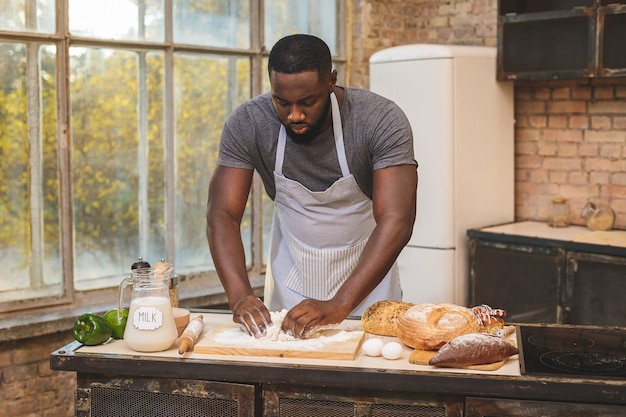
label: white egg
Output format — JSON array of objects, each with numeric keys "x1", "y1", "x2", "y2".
[
  {"x1": 361, "y1": 337, "x2": 384, "y2": 357},
  {"x1": 381, "y1": 341, "x2": 403, "y2": 360}
]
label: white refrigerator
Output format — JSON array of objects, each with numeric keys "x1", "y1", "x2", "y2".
[{"x1": 369, "y1": 44, "x2": 514, "y2": 306}]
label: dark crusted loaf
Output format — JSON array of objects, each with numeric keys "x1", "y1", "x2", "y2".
[{"x1": 428, "y1": 333, "x2": 519, "y2": 368}]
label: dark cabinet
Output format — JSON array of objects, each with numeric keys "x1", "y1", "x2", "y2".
[
  {"x1": 74, "y1": 373, "x2": 466, "y2": 417},
  {"x1": 465, "y1": 397, "x2": 626, "y2": 417},
  {"x1": 263, "y1": 384, "x2": 463, "y2": 417},
  {"x1": 601, "y1": 4, "x2": 626, "y2": 74},
  {"x1": 468, "y1": 238, "x2": 564, "y2": 323},
  {"x1": 75, "y1": 374, "x2": 256, "y2": 417},
  {"x1": 564, "y1": 251, "x2": 626, "y2": 326},
  {"x1": 497, "y1": 0, "x2": 626, "y2": 80},
  {"x1": 468, "y1": 221, "x2": 626, "y2": 326}
]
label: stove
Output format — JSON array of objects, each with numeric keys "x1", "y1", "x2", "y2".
[{"x1": 517, "y1": 324, "x2": 626, "y2": 379}]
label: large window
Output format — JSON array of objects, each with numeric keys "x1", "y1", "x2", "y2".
[{"x1": 0, "y1": 0, "x2": 345, "y2": 313}]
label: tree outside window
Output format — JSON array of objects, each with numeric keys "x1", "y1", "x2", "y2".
[{"x1": 0, "y1": 0, "x2": 343, "y2": 313}]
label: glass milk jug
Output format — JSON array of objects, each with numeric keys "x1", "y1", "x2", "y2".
[{"x1": 118, "y1": 266, "x2": 178, "y2": 352}]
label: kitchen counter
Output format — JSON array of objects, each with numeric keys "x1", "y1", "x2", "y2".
[
  {"x1": 469, "y1": 220, "x2": 626, "y2": 255},
  {"x1": 69, "y1": 312, "x2": 521, "y2": 376},
  {"x1": 51, "y1": 311, "x2": 626, "y2": 417}
]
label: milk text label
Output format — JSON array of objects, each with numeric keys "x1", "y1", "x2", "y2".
[{"x1": 133, "y1": 306, "x2": 163, "y2": 330}]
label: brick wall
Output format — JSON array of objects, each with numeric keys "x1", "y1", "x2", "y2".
[
  {"x1": 349, "y1": 0, "x2": 626, "y2": 229},
  {"x1": 0, "y1": 331, "x2": 75, "y2": 417},
  {"x1": 514, "y1": 79, "x2": 626, "y2": 228},
  {"x1": 348, "y1": 0, "x2": 498, "y2": 88}
]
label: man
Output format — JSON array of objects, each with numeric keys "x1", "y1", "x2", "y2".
[{"x1": 206, "y1": 34, "x2": 417, "y2": 338}]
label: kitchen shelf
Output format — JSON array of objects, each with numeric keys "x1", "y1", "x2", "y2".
[{"x1": 497, "y1": 0, "x2": 626, "y2": 80}]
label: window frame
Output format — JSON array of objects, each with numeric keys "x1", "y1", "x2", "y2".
[{"x1": 0, "y1": 0, "x2": 347, "y2": 320}]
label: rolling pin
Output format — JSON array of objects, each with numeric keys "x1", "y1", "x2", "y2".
[{"x1": 178, "y1": 315, "x2": 204, "y2": 354}]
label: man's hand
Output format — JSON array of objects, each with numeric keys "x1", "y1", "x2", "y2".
[
  {"x1": 232, "y1": 295, "x2": 272, "y2": 338},
  {"x1": 281, "y1": 299, "x2": 349, "y2": 338}
]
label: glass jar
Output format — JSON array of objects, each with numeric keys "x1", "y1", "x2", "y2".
[
  {"x1": 548, "y1": 196, "x2": 570, "y2": 227},
  {"x1": 581, "y1": 201, "x2": 615, "y2": 231}
]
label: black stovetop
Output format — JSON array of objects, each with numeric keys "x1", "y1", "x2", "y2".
[{"x1": 517, "y1": 324, "x2": 626, "y2": 379}]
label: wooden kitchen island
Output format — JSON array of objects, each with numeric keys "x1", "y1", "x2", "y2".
[{"x1": 50, "y1": 311, "x2": 626, "y2": 417}]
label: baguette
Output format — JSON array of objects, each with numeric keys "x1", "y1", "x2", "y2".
[
  {"x1": 361, "y1": 300, "x2": 413, "y2": 336},
  {"x1": 428, "y1": 333, "x2": 519, "y2": 368}
]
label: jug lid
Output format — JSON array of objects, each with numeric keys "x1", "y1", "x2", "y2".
[{"x1": 131, "y1": 257, "x2": 151, "y2": 270}]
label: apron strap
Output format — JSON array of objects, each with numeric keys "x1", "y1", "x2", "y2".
[
  {"x1": 275, "y1": 126, "x2": 287, "y2": 175},
  {"x1": 330, "y1": 92, "x2": 350, "y2": 178}
]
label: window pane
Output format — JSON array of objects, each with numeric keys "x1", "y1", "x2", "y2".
[
  {"x1": 41, "y1": 45, "x2": 62, "y2": 288},
  {"x1": 0, "y1": 42, "x2": 60, "y2": 304},
  {"x1": 173, "y1": 53, "x2": 250, "y2": 271},
  {"x1": 0, "y1": 0, "x2": 55, "y2": 33},
  {"x1": 70, "y1": 47, "x2": 165, "y2": 290},
  {"x1": 69, "y1": 0, "x2": 165, "y2": 42},
  {"x1": 264, "y1": 0, "x2": 339, "y2": 54},
  {"x1": 174, "y1": 0, "x2": 250, "y2": 48}
]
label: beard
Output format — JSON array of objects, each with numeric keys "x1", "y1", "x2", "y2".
[{"x1": 285, "y1": 95, "x2": 332, "y2": 144}]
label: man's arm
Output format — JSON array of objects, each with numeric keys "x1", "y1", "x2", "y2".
[
  {"x1": 206, "y1": 165, "x2": 271, "y2": 335},
  {"x1": 282, "y1": 164, "x2": 418, "y2": 336}
]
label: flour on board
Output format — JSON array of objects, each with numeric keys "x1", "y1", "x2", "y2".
[{"x1": 213, "y1": 309, "x2": 359, "y2": 350}]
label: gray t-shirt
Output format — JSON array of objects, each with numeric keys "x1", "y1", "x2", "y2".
[{"x1": 217, "y1": 87, "x2": 416, "y2": 200}]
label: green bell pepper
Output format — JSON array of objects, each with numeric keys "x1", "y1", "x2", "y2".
[
  {"x1": 103, "y1": 308, "x2": 128, "y2": 339},
  {"x1": 73, "y1": 313, "x2": 112, "y2": 345}
]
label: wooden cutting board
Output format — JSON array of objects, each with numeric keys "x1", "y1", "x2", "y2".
[{"x1": 195, "y1": 324, "x2": 366, "y2": 360}]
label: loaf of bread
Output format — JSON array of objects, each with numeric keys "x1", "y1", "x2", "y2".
[
  {"x1": 428, "y1": 333, "x2": 519, "y2": 368},
  {"x1": 361, "y1": 300, "x2": 414, "y2": 337},
  {"x1": 396, "y1": 303, "x2": 481, "y2": 350}
]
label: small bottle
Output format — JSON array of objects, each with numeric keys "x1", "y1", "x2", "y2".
[
  {"x1": 154, "y1": 259, "x2": 178, "y2": 307},
  {"x1": 169, "y1": 274, "x2": 179, "y2": 308},
  {"x1": 131, "y1": 257, "x2": 151, "y2": 270},
  {"x1": 548, "y1": 197, "x2": 570, "y2": 227}
]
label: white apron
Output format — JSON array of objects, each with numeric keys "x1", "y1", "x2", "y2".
[{"x1": 265, "y1": 92, "x2": 401, "y2": 315}]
